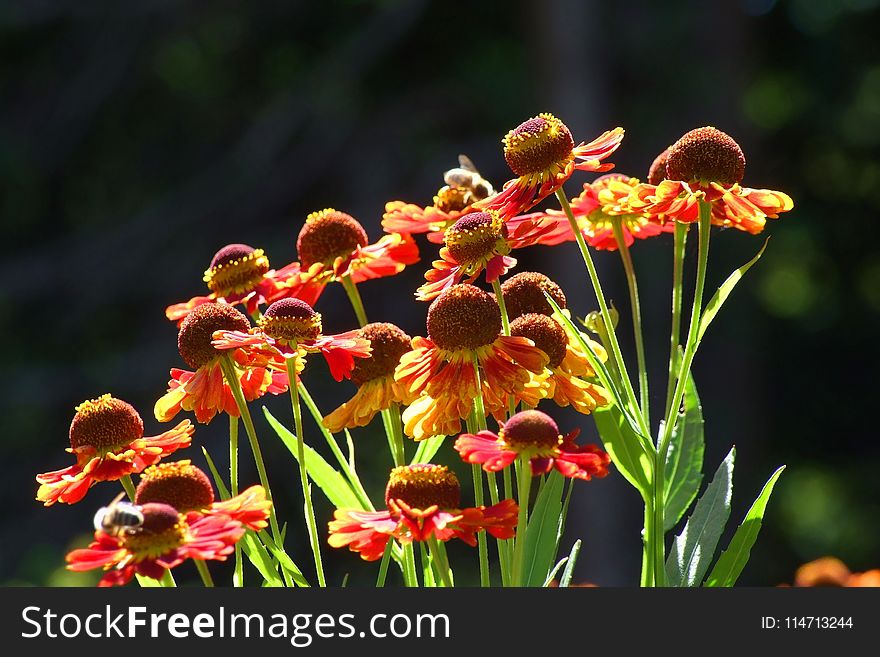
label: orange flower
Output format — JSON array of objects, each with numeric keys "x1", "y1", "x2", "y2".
[
  {"x1": 629, "y1": 127, "x2": 794, "y2": 234},
  {"x1": 154, "y1": 303, "x2": 289, "y2": 425},
  {"x1": 323, "y1": 323, "x2": 416, "y2": 433},
  {"x1": 455, "y1": 409, "x2": 611, "y2": 480},
  {"x1": 36, "y1": 395, "x2": 193, "y2": 506},
  {"x1": 416, "y1": 210, "x2": 556, "y2": 300},
  {"x1": 276, "y1": 209, "x2": 419, "y2": 307},
  {"x1": 476, "y1": 113, "x2": 624, "y2": 219},
  {"x1": 165, "y1": 243, "x2": 310, "y2": 324},
  {"x1": 382, "y1": 155, "x2": 496, "y2": 244},
  {"x1": 66, "y1": 502, "x2": 244, "y2": 587},
  {"x1": 328, "y1": 464, "x2": 517, "y2": 561},
  {"x1": 212, "y1": 298, "x2": 372, "y2": 382},
  {"x1": 394, "y1": 284, "x2": 549, "y2": 440},
  {"x1": 135, "y1": 460, "x2": 271, "y2": 531},
  {"x1": 792, "y1": 557, "x2": 880, "y2": 588}
]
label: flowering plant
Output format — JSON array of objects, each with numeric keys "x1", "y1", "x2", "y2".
[{"x1": 38, "y1": 117, "x2": 798, "y2": 588}]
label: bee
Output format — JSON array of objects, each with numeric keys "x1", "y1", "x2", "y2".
[
  {"x1": 442, "y1": 154, "x2": 495, "y2": 204},
  {"x1": 93, "y1": 492, "x2": 144, "y2": 537}
]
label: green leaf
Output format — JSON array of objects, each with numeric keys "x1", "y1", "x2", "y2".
[
  {"x1": 704, "y1": 465, "x2": 786, "y2": 587},
  {"x1": 663, "y1": 374, "x2": 705, "y2": 530},
  {"x1": 559, "y1": 539, "x2": 582, "y2": 588},
  {"x1": 241, "y1": 533, "x2": 285, "y2": 587},
  {"x1": 135, "y1": 574, "x2": 162, "y2": 587},
  {"x1": 268, "y1": 543, "x2": 311, "y2": 588},
  {"x1": 666, "y1": 448, "x2": 735, "y2": 587},
  {"x1": 593, "y1": 404, "x2": 652, "y2": 500},
  {"x1": 521, "y1": 470, "x2": 566, "y2": 587},
  {"x1": 264, "y1": 407, "x2": 361, "y2": 510},
  {"x1": 411, "y1": 434, "x2": 446, "y2": 465},
  {"x1": 698, "y1": 238, "x2": 769, "y2": 343},
  {"x1": 543, "y1": 557, "x2": 569, "y2": 587},
  {"x1": 201, "y1": 446, "x2": 231, "y2": 500}
]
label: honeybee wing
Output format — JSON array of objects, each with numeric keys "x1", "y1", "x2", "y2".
[
  {"x1": 457, "y1": 154, "x2": 479, "y2": 173},
  {"x1": 107, "y1": 491, "x2": 127, "y2": 506},
  {"x1": 93, "y1": 491, "x2": 129, "y2": 531}
]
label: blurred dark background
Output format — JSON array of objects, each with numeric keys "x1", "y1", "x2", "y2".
[{"x1": 2, "y1": 0, "x2": 878, "y2": 587}]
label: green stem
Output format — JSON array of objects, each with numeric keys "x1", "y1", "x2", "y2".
[
  {"x1": 160, "y1": 570, "x2": 176, "y2": 587},
  {"x1": 655, "y1": 205, "x2": 712, "y2": 587},
  {"x1": 194, "y1": 559, "x2": 214, "y2": 587},
  {"x1": 555, "y1": 188, "x2": 648, "y2": 438},
  {"x1": 665, "y1": 222, "x2": 689, "y2": 418},
  {"x1": 402, "y1": 543, "x2": 419, "y2": 587},
  {"x1": 428, "y1": 537, "x2": 454, "y2": 587},
  {"x1": 510, "y1": 456, "x2": 533, "y2": 587},
  {"x1": 286, "y1": 355, "x2": 326, "y2": 587},
  {"x1": 376, "y1": 541, "x2": 393, "y2": 587},
  {"x1": 641, "y1": 497, "x2": 655, "y2": 587},
  {"x1": 228, "y1": 414, "x2": 243, "y2": 586},
  {"x1": 491, "y1": 277, "x2": 511, "y2": 336},
  {"x1": 611, "y1": 217, "x2": 650, "y2": 428},
  {"x1": 340, "y1": 274, "x2": 369, "y2": 327},
  {"x1": 120, "y1": 475, "x2": 136, "y2": 502}
]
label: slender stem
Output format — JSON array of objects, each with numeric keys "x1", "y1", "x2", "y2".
[
  {"x1": 382, "y1": 404, "x2": 406, "y2": 467},
  {"x1": 418, "y1": 543, "x2": 436, "y2": 587},
  {"x1": 469, "y1": 357, "x2": 492, "y2": 587},
  {"x1": 402, "y1": 543, "x2": 419, "y2": 587},
  {"x1": 555, "y1": 188, "x2": 648, "y2": 438},
  {"x1": 428, "y1": 537, "x2": 454, "y2": 587},
  {"x1": 491, "y1": 278, "x2": 511, "y2": 336},
  {"x1": 228, "y1": 414, "x2": 242, "y2": 586},
  {"x1": 194, "y1": 559, "x2": 214, "y2": 587},
  {"x1": 376, "y1": 541, "x2": 393, "y2": 587},
  {"x1": 340, "y1": 274, "x2": 369, "y2": 327},
  {"x1": 120, "y1": 475, "x2": 136, "y2": 502},
  {"x1": 665, "y1": 222, "x2": 690, "y2": 418},
  {"x1": 511, "y1": 456, "x2": 533, "y2": 587},
  {"x1": 286, "y1": 355, "x2": 326, "y2": 588},
  {"x1": 612, "y1": 217, "x2": 650, "y2": 428},
  {"x1": 655, "y1": 206, "x2": 713, "y2": 587}
]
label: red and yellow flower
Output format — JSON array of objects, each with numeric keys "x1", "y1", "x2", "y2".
[
  {"x1": 328, "y1": 464, "x2": 517, "y2": 561},
  {"x1": 66, "y1": 502, "x2": 244, "y2": 587},
  {"x1": 165, "y1": 243, "x2": 312, "y2": 324},
  {"x1": 416, "y1": 210, "x2": 556, "y2": 300},
  {"x1": 36, "y1": 395, "x2": 193, "y2": 506},
  {"x1": 275, "y1": 209, "x2": 419, "y2": 307},
  {"x1": 628, "y1": 127, "x2": 794, "y2": 234},
  {"x1": 455, "y1": 409, "x2": 611, "y2": 480},
  {"x1": 135, "y1": 460, "x2": 271, "y2": 531},
  {"x1": 155, "y1": 302, "x2": 289, "y2": 425},
  {"x1": 791, "y1": 557, "x2": 880, "y2": 588},
  {"x1": 476, "y1": 113, "x2": 624, "y2": 219},
  {"x1": 212, "y1": 298, "x2": 372, "y2": 383},
  {"x1": 395, "y1": 284, "x2": 549, "y2": 440},
  {"x1": 323, "y1": 322, "x2": 416, "y2": 433}
]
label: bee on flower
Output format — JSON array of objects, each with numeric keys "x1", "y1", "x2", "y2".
[
  {"x1": 36, "y1": 395, "x2": 193, "y2": 506},
  {"x1": 328, "y1": 464, "x2": 517, "y2": 561}
]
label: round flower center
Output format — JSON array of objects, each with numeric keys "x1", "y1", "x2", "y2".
[
  {"x1": 259, "y1": 298, "x2": 322, "y2": 343},
  {"x1": 434, "y1": 186, "x2": 471, "y2": 213},
  {"x1": 385, "y1": 464, "x2": 461, "y2": 510},
  {"x1": 121, "y1": 503, "x2": 187, "y2": 560},
  {"x1": 297, "y1": 209, "x2": 369, "y2": 267},
  {"x1": 69, "y1": 394, "x2": 144, "y2": 452},
  {"x1": 647, "y1": 147, "x2": 671, "y2": 185},
  {"x1": 510, "y1": 313, "x2": 568, "y2": 368},
  {"x1": 503, "y1": 113, "x2": 575, "y2": 177},
  {"x1": 501, "y1": 271, "x2": 567, "y2": 319},
  {"x1": 426, "y1": 284, "x2": 502, "y2": 351},
  {"x1": 444, "y1": 211, "x2": 508, "y2": 265},
  {"x1": 135, "y1": 460, "x2": 215, "y2": 512},
  {"x1": 665, "y1": 127, "x2": 745, "y2": 185},
  {"x1": 203, "y1": 244, "x2": 270, "y2": 296},
  {"x1": 500, "y1": 410, "x2": 562, "y2": 451},
  {"x1": 351, "y1": 322, "x2": 412, "y2": 387},
  {"x1": 177, "y1": 303, "x2": 251, "y2": 369}
]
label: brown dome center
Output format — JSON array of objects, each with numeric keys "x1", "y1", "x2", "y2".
[
  {"x1": 259, "y1": 298, "x2": 322, "y2": 342},
  {"x1": 297, "y1": 209, "x2": 369, "y2": 267},
  {"x1": 444, "y1": 211, "x2": 507, "y2": 265},
  {"x1": 69, "y1": 394, "x2": 144, "y2": 451},
  {"x1": 385, "y1": 464, "x2": 461, "y2": 510},
  {"x1": 500, "y1": 409, "x2": 561, "y2": 450},
  {"x1": 503, "y1": 113, "x2": 575, "y2": 177},
  {"x1": 177, "y1": 303, "x2": 251, "y2": 369},
  {"x1": 351, "y1": 322, "x2": 412, "y2": 386},
  {"x1": 204, "y1": 244, "x2": 270, "y2": 296},
  {"x1": 501, "y1": 271, "x2": 567, "y2": 319},
  {"x1": 510, "y1": 313, "x2": 568, "y2": 368},
  {"x1": 426, "y1": 284, "x2": 502, "y2": 351},
  {"x1": 665, "y1": 127, "x2": 745, "y2": 185},
  {"x1": 135, "y1": 460, "x2": 215, "y2": 512}
]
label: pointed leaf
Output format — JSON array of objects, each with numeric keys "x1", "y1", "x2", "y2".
[
  {"x1": 704, "y1": 465, "x2": 786, "y2": 587},
  {"x1": 201, "y1": 446, "x2": 231, "y2": 500},
  {"x1": 666, "y1": 448, "x2": 735, "y2": 587},
  {"x1": 559, "y1": 539, "x2": 582, "y2": 587},
  {"x1": 411, "y1": 434, "x2": 446, "y2": 465},
  {"x1": 521, "y1": 470, "x2": 566, "y2": 586},
  {"x1": 263, "y1": 407, "x2": 361, "y2": 510},
  {"x1": 593, "y1": 404, "x2": 652, "y2": 500},
  {"x1": 663, "y1": 374, "x2": 705, "y2": 530},
  {"x1": 698, "y1": 239, "x2": 768, "y2": 343},
  {"x1": 242, "y1": 533, "x2": 285, "y2": 587}
]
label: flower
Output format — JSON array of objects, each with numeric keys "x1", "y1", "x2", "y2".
[
  {"x1": 212, "y1": 298, "x2": 372, "y2": 382},
  {"x1": 476, "y1": 113, "x2": 624, "y2": 219},
  {"x1": 277, "y1": 209, "x2": 419, "y2": 306},
  {"x1": 323, "y1": 322, "x2": 416, "y2": 433},
  {"x1": 36, "y1": 395, "x2": 193, "y2": 506},
  {"x1": 382, "y1": 155, "x2": 496, "y2": 244},
  {"x1": 154, "y1": 302, "x2": 289, "y2": 424},
  {"x1": 455, "y1": 409, "x2": 611, "y2": 480},
  {"x1": 135, "y1": 460, "x2": 271, "y2": 531},
  {"x1": 165, "y1": 243, "x2": 310, "y2": 324},
  {"x1": 416, "y1": 210, "x2": 555, "y2": 300},
  {"x1": 395, "y1": 284, "x2": 549, "y2": 440},
  {"x1": 328, "y1": 464, "x2": 517, "y2": 561},
  {"x1": 66, "y1": 502, "x2": 244, "y2": 586},
  {"x1": 791, "y1": 557, "x2": 880, "y2": 588},
  {"x1": 629, "y1": 127, "x2": 794, "y2": 234}
]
